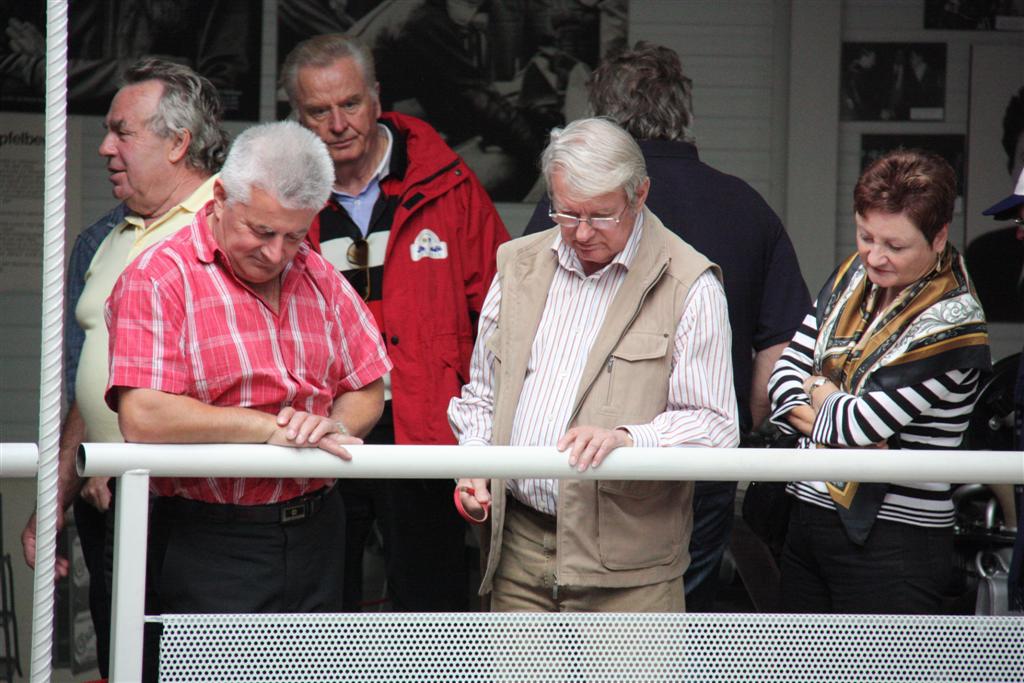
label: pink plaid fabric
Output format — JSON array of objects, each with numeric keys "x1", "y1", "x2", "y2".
[{"x1": 106, "y1": 204, "x2": 391, "y2": 504}]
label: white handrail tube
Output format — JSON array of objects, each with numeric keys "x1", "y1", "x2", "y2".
[
  {"x1": 108, "y1": 470, "x2": 151, "y2": 683},
  {"x1": 79, "y1": 443, "x2": 1024, "y2": 483},
  {"x1": 0, "y1": 443, "x2": 40, "y2": 477}
]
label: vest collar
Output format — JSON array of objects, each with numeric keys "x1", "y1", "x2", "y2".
[{"x1": 499, "y1": 208, "x2": 673, "y2": 431}]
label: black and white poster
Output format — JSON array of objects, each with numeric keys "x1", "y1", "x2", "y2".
[
  {"x1": 840, "y1": 42, "x2": 947, "y2": 122},
  {"x1": 0, "y1": 0, "x2": 263, "y2": 120},
  {"x1": 278, "y1": 0, "x2": 629, "y2": 201},
  {"x1": 861, "y1": 134, "x2": 966, "y2": 202},
  {"x1": 924, "y1": 0, "x2": 1024, "y2": 31}
]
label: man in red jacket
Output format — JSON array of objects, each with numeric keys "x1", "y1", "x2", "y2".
[{"x1": 281, "y1": 33, "x2": 509, "y2": 611}]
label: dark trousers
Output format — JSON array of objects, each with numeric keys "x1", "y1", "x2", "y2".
[
  {"x1": 339, "y1": 401, "x2": 470, "y2": 611},
  {"x1": 152, "y1": 488, "x2": 345, "y2": 612},
  {"x1": 142, "y1": 487, "x2": 345, "y2": 681},
  {"x1": 380, "y1": 478, "x2": 470, "y2": 611},
  {"x1": 684, "y1": 481, "x2": 737, "y2": 611},
  {"x1": 780, "y1": 499, "x2": 953, "y2": 614},
  {"x1": 72, "y1": 491, "x2": 113, "y2": 678}
]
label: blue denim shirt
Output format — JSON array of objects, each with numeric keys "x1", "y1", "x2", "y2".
[{"x1": 65, "y1": 204, "x2": 126, "y2": 402}]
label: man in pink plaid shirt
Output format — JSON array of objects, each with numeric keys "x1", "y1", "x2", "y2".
[{"x1": 104, "y1": 121, "x2": 391, "y2": 639}]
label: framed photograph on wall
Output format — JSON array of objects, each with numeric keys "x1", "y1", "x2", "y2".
[
  {"x1": 924, "y1": 0, "x2": 1024, "y2": 31},
  {"x1": 840, "y1": 42, "x2": 947, "y2": 122},
  {"x1": 0, "y1": 0, "x2": 263, "y2": 120},
  {"x1": 861, "y1": 134, "x2": 966, "y2": 206},
  {"x1": 276, "y1": 0, "x2": 629, "y2": 202}
]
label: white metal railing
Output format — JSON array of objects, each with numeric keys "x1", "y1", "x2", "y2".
[
  {"x1": 77, "y1": 443, "x2": 1024, "y2": 483},
  {"x1": 77, "y1": 443, "x2": 1024, "y2": 682},
  {"x1": 0, "y1": 443, "x2": 39, "y2": 478}
]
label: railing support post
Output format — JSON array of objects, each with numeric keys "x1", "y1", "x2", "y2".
[{"x1": 109, "y1": 469, "x2": 150, "y2": 683}]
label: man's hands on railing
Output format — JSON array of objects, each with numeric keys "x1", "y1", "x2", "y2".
[
  {"x1": 267, "y1": 406, "x2": 363, "y2": 460},
  {"x1": 558, "y1": 426, "x2": 634, "y2": 472}
]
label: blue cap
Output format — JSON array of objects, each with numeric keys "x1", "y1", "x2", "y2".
[{"x1": 983, "y1": 168, "x2": 1024, "y2": 220}]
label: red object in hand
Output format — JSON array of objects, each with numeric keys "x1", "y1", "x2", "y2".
[{"x1": 453, "y1": 485, "x2": 490, "y2": 524}]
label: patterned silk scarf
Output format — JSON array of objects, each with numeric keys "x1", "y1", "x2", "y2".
[{"x1": 812, "y1": 244, "x2": 990, "y2": 544}]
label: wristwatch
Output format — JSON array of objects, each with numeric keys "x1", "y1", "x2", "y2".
[{"x1": 807, "y1": 377, "x2": 828, "y2": 394}]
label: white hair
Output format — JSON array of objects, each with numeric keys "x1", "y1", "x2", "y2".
[
  {"x1": 541, "y1": 117, "x2": 648, "y2": 203},
  {"x1": 219, "y1": 121, "x2": 333, "y2": 210}
]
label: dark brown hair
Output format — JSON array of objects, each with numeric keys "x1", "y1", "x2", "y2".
[
  {"x1": 853, "y1": 149, "x2": 956, "y2": 243},
  {"x1": 587, "y1": 41, "x2": 694, "y2": 143}
]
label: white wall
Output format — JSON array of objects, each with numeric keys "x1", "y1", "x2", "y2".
[{"x1": 632, "y1": 0, "x2": 791, "y2": 213}]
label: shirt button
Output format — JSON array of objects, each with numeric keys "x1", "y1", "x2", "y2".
[{"x1": 390, "y1": 336, "x2": 399, "y2": 345}]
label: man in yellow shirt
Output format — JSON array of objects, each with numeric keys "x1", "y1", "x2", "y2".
[{"x1": 21, "y1": 57, "x2": 227, "y2": 677}]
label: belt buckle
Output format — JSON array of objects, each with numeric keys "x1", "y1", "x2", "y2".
[{"x1": 281, "y1": 500, "x2": 308, "y2": 524}]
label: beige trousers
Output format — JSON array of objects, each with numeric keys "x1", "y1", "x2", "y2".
[{"x1": 490, "y1": 497, "x2": 686, "y2": 613}]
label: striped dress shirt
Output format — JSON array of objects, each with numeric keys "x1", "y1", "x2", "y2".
[{"x1": 449, "y1": 220, "x2": 739, "y2": 515}]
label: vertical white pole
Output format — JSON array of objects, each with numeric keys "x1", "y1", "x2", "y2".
[
  {"x1": 30, "y1": 1, "x2": 68, "y2": 680},
  {"x1": 109, "y1": 470, "x2": 151, "y2": 683}
]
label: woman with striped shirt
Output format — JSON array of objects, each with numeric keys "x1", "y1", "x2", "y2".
[{"x1": 767, "y1": 149, "x2": 991, "y2": 614}]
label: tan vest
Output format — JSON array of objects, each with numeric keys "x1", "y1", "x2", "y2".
[{"x1": 481, "y1": 208, "x2": 720, "y2": 592}]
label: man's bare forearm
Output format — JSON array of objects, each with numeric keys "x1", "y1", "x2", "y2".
[
  {"x1": 57, "y1": 402, "x2": 87, "y2": 509},
  {"x1": 330, "y1": 378, "x2": 385, "y2": 438},
  {"x1": 117, "y1": 387, "x2": 278, "y2": 444}
]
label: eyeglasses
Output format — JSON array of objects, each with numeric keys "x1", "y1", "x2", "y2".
[
  {"x1": 548, "y1": 204, "x2": 629, "y2": 231},
  {"x1": 346, "y1": 238, "x2": 371, "y2": 300}
]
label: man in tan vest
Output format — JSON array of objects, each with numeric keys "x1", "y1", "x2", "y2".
[{"x1": 448, "y1": 118, "x2": 740, "y2": 611}]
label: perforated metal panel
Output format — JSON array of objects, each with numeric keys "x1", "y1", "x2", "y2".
[{"x1": 156, "y1": 612, "x2": 1024, "y2": 682}]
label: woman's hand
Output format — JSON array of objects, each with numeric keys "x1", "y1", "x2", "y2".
[
  {"x1": 785, "y1": 404, "x2": 816, "y2": 436},
  {"x1": 781, "y1": 375, "x2": 843, "y2": 437},
  {"x1": 802, "y1": 375, "x2": 840, "y2": 412}
]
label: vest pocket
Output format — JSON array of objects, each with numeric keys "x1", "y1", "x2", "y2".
[
  {"x1": 596, "y1": 480, "x2": 682, "y2": 570},
  {"x1": 602, "y1": 331, "x2": 670, "y2": 411}
]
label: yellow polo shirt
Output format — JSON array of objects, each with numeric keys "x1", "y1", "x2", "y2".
[{"x1": 75, "y1": 176, "x2": 216, "y2": 442}]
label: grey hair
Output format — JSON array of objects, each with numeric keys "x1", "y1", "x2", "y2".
[
  {"x1": 280, "y1": 33, "x2": 378, "y2": 110},
  {"x1": 122, "y1": 58, "x2": 229, "y2": 173},
  {"x1": 219, "y1": 121, "x2": 334, "y2": 210},
  {"x1": 541, "y1": 118, "x2": 648, "y2": 203},
  {"x1": 587, "y1": 41, "x2": 695, "y2": 144}
]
